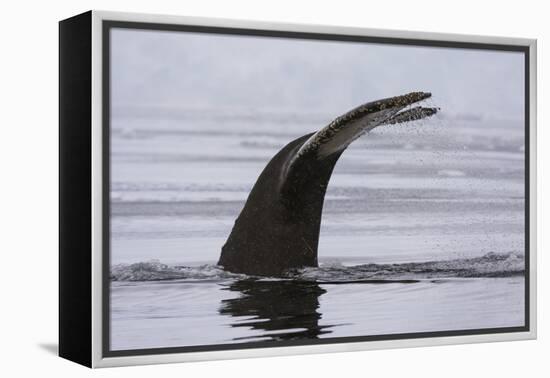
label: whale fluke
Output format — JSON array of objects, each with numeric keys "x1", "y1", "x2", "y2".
[{"x1": 218, "y1": 92, "x2": 438, "y2": 277}]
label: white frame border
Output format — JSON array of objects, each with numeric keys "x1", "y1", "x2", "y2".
[{"x1": 90, "y1": 10, "x2": 537, "y2": 368}]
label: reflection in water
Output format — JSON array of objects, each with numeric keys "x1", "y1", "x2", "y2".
[{"x1": 219, "y1": 279, "x2": 334, "y2": 341}]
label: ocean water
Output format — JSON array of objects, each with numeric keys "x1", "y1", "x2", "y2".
[{"x1": 109, "y1": 106, "x2": 525, "y2": 351}]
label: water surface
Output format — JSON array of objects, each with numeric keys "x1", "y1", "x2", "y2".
[{"x1": 110, "y1": 108, "x2": 525, "y2": 350}]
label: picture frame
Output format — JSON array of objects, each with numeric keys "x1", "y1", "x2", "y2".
[{"x1": 59, "y1": 10, "x2": 537, "y2": 368}]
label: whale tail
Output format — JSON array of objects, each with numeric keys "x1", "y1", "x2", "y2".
[{"x1": 218, "y1": 92, "x2": 438, "y2": 277}]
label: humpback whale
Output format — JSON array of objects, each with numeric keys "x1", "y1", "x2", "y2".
[{"x1": 218, "y1": 92, "x2": 438, "y2": 277}]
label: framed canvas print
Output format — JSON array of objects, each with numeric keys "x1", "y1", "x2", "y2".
[{"x1": 59, "y1": 10, "x2": 537, "y2": 368}]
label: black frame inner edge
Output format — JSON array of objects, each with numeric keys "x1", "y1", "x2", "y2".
[{"x1": 101, "y1": 19, "x2": 531, "y2": 358}]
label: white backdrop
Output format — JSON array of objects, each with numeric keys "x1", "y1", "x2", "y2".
[{"x1": 0, "y1": 0, "x2": 546, "y2": 376}]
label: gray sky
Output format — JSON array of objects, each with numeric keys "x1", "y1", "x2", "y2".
[{"x1": 111, "y1": 28, "x2": 525, "y2": 121}]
